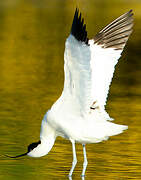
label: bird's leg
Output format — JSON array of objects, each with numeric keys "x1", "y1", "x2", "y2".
[
  {"x1": 68, "y1": 140, "x2": 77, "y2": 177},
  {"x1": 81, "y1": 144, "x2": 88, "y2": 177}
]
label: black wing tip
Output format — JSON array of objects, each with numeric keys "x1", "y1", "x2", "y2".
[
  {"x1": 71, "y1": 8, "x2": 88, "y2": 44},
  {"x1": 127, "y1": 9, "x2": 134, "y2": 18},
  {"x1": 129, "y1": 9, "x2": 133, "y2": 14}
]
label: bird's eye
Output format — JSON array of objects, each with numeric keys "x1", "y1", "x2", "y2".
[{"x1": 28, "y1": 140, "x2": 41, "y2": 152}]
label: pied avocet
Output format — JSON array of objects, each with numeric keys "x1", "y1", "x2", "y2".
[{"x1": 7, "y1": 8, "x2": 133, "y2": 177}]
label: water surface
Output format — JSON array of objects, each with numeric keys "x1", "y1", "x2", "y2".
[{"x1": 0, "y1": 0, "x2": 141, "y2": 179}]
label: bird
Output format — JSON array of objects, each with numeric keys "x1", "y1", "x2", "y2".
[{"x1": 6, "y1": 8, "x2": 133, "y2": 177}]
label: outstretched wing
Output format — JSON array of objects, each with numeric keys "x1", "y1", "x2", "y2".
[
  {"x1": 89, "y1": 10, "x2": 133, "y2": 111},
  {"x1": 61, "y1": 9, "x2": 133, "y2": 119},
  {"x1": 62, "y1": 8, "x2": 93, "y2": 116}
]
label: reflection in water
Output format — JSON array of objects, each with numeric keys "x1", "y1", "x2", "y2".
[
  {"x1": 0, "y1": 1, "x2": 141, "y2": 180},
  {"x1": 69, "y1": 176, "x2": 85, "y2": 180},
  {"x1": 68, "y1": 175, "x2": 85, "y2": 180}
]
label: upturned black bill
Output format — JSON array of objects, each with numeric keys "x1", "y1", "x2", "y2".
[{"x1": 4, "y1": 152, "x2": 27, "y2": 158}]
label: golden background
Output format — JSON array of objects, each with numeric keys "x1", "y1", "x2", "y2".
[{"x1": 0, "y1": 0, "x2": 141, "y2": 179}]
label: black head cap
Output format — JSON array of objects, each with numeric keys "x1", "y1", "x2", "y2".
[{"x1": 27, "y1": 140, "x2": 41, "y2": 153}]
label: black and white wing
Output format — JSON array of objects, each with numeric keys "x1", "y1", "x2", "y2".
[
  {"x1": 89, "y1": 10, "x2": 133, "y2": 113},
  {"x1": 61, "y1": 8, "x2": 133, "y2": 118},
  {"x1": 62, "y1": 8, "x2": 92, "y2": 116}
]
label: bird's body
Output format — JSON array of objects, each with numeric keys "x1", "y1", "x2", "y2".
[
  {"x1": 43, "y1": 82, "x2": 127, "y2": 144},
  {"x1": 41, "y1": 108, "x2": 127, "y2": 144},
  {"x1": 7, "y1": 8, "x2": 133, "y2": 177}
]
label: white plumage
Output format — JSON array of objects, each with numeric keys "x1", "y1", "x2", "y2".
[
  {"x1": 7, "y1": 8, "x2": 133, "y2": 177},
  {"x1": 90, "y1": 40, "x2": 122, "y2": 108}
]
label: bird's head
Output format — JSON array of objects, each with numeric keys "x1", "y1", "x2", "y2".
[{"x1": 5, "y1": 138, "x2": 55, "y2": 158}]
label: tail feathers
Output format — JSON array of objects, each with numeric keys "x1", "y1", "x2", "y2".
[
  {"x1": 82, "y1": 122, "x2": 128, "y2": 143},
  {"x1": 91, "y1": 122, "x2": 128, "y2": 142},
  {"x1": 103, "y1": 122, "x2": 128, "y2": 138}
]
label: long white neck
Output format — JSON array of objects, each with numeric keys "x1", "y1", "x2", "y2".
[{"x1": 28, "y1": 112, "x2": 56, "y2": 158}]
